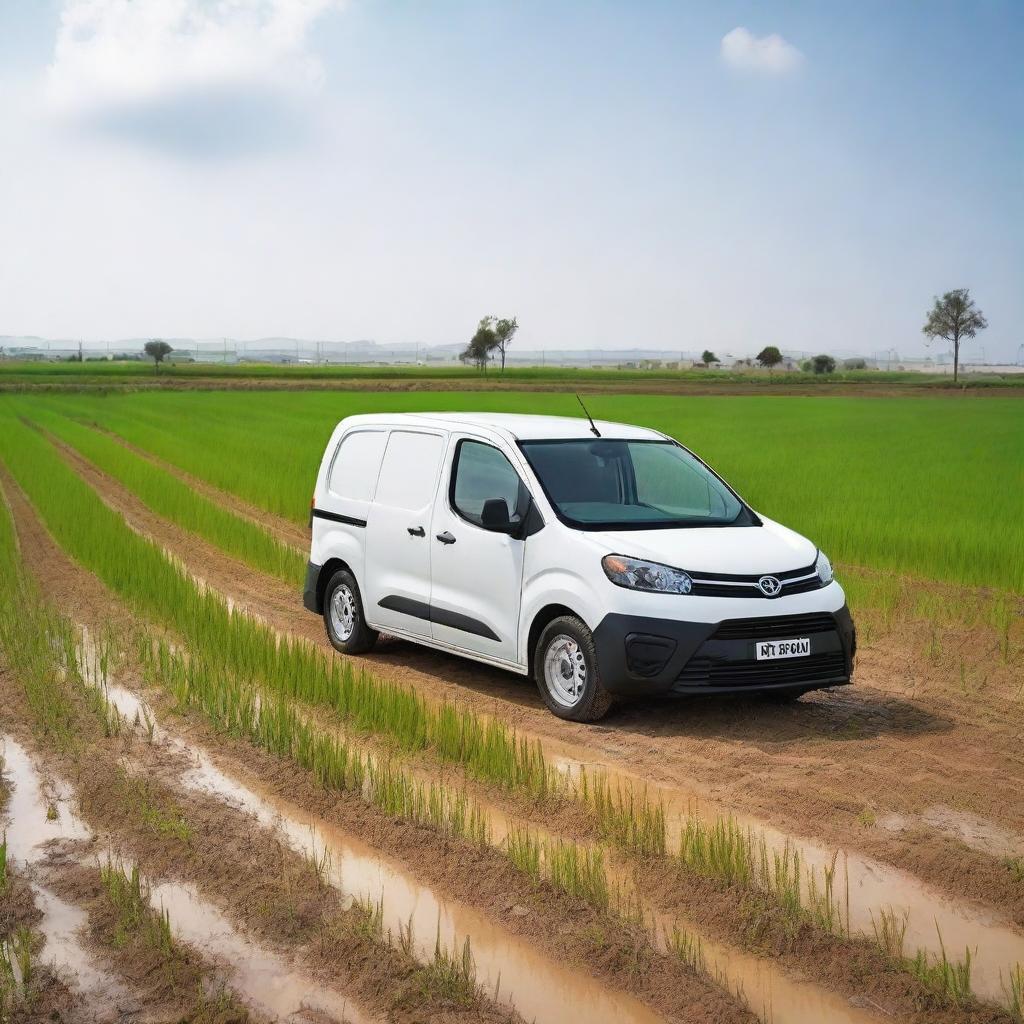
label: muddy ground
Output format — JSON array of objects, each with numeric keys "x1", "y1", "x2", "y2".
[
  {"x1": 1, "y1": 422, "x2": 1022, "y2": 1024},
  {"x1": 47, "y1": 434, "x2": 1024, "y2": 930}
]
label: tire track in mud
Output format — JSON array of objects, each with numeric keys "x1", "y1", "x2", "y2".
[{"x1": 39, "y1": 430, "x2": 1024, "y2": 939}]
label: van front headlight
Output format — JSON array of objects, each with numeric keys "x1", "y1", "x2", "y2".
[
  {"x1": 602, "y1": 555, "x2": 692, "y2": 594},
  {"x1": 815, "y1": 550, "x2": 834, "y2": 585}
]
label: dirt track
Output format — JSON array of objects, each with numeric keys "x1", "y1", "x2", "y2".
[{"x1": 43, "y1": 430, "x2": 1024, "y2": 938}]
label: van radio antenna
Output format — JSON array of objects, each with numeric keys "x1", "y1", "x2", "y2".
[{"x1": 576, "y1": 394, "x2": 601, "y2": 437}]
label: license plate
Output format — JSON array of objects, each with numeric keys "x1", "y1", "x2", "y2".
[{"x1": 756, "y1": 637, "x2": 810, "y2": 660}]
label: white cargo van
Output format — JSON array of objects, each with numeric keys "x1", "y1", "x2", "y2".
[{"x1": 303, "y1": 413, "x2": 855, "y2": 721}]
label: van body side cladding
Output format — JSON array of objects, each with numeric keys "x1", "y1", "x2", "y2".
[
  {"x1": 377, "y1": 595, "x2": 500, "y2": 641},
  {"x1": 312, "y1": 508, "x2": 367, "y2": 528},
  {"x1": 592, "y1": 605, "x2": 855, "y2": 697}
]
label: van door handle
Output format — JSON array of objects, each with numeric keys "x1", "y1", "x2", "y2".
[
  {"x1": 435, "y1": 531, "x2": 456, "y2": 545},
  {"x1": 407, "y1": 526, "x2": 425, "y2": 537}
]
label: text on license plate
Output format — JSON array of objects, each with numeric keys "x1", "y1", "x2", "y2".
[{"x1": 756, "y1": 637, "x2": 810, "y2": 660}]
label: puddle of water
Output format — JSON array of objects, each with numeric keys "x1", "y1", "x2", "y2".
[
  {"x1": 0, "y1": 737, "x2": 129, "y2": 1012},
  {"x1": 879, "y1": 806, "x2": 1024, "y2": 861},
  {"x1": 179, "y1": 758, "x2": 667, "y2": 1024},
  {"x1": 148, "y1": 878, "x2": 375, "y2": 1024},
  {"x1": 1, "y1": 737, "x2": 92, "y2": 862},
  {"x1": 534, "y1": 734, "x2": 1024, "y2": 1004},
  {"x1": 32, "y1": 883, "x2": 133, "y2": 1007}
]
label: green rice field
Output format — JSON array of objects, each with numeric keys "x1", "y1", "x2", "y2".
[{"x1": 2, "y1": 391, "x2": 1021, "y2": 592}]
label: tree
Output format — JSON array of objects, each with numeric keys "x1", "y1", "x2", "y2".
[
  {"x1": 460, "y1": 318, "x2": 497, "y2": 372},
  {"x1": 756, "y1": 346, "x2": 782, "y2": 373},
  {"x1": 701, "y1": 350, "x2": 718, "y2": 365},
  {"x1": 493, "y1": 317, "x2": 518, "y2": 373},
  {"x1": 843, "y1": 358, "x2": 867, "y2": 370},
  {"x1": 811, "y1": 354, "x2": 836, "y2": 374},
  {"x1": 922, "y1": 288, "x2": 988, "y2": 383},
  {"x1": 144, "y1": 339, "x2": 173, "y2": 371}
]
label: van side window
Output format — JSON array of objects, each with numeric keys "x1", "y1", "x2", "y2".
[
  {"x1": 374, "y1": 431, "x2": 444, "y2": 511},
  {"x1": 328, "y1": 430, "x2": 388, "y2": 501},
  {"x1": 451, "y1": 441, "x2": 525, "y2": 526}
]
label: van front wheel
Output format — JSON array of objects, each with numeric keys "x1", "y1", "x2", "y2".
[
  {"x1": 534, "y1": 616, "x2": 613, "y2": 722},
  {"x1": 323, "y1": 568, "x2": 378, "y2": 655}
]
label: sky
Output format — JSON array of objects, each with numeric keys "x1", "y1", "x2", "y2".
[{"x1": 0, "y1": 0, "x2": 1021, "y2": 360}]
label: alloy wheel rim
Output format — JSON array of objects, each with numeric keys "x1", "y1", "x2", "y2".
[
  {"x1": 330, "y1": 584, "x2": 356, "y2": 642},
  {"x1": 543, "y1": 634, "x2": 587, "y2": 708}
]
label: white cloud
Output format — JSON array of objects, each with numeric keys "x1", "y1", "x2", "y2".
[
  {"x1": 46, "y1": 0, "x2": 339, "y2": 117},
  {"x1": 720, "y1": 27, "x2": 804, "y2": 75}
]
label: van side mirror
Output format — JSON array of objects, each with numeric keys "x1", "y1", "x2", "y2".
[{"x1": 481, "y1": 498, "x2": 513, "y2": 533}]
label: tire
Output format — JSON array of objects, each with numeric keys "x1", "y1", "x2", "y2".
[
  {"x1": 534, "y1": 615, "x2": 614, "y2": 722},
  {"x1": 323, "y1": 568, "x2": 378, "y2": 655}
]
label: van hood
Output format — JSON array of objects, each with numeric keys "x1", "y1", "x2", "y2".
[{"x1": 584, "y1": 516, "x2": 817, "y2": 576}]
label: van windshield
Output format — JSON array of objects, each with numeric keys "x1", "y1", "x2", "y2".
[{"x1": 518, "y1": 439, "x2": 751, "y2": 530}]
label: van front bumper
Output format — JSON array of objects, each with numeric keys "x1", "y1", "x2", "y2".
[{"x1": 592, "y1": 605, "x2": 855, "y2": 697}]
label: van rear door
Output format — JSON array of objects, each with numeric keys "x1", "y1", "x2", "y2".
[{"x1": 363, "y1": 429, "x2": 446, "y2": 638}]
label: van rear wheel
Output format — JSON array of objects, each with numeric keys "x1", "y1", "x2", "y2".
[
  {"x1": 323, "y1": 568, "x2": 378, "y2": 655},
  {"x1": 534, "y1": 616, "x2": 613, "y2": 722}
]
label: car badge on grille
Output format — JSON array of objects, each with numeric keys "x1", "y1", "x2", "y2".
[{"x1": 757, "y1": 575, "x2": 782, "y2": 597}]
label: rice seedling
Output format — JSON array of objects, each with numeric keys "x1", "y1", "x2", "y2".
[
  {"x1": 0, "y1": 835, "x2": 7, "y2": 893},
  {"x1": 579, "y1": 769, "x2": 667, "y2": 856},
  {"x1": 1005, "y1": 857, "x2": 1024, "y2": 884},
  {"x1": 908, "y1": 928, "x2": 974, "y2": 1007},
  {"x1": 1004, "y1": 963, "x2": 1024, "y2": 1022},
  {"x1": 679, "y1": 817, "x2": 755, "y2": 889},
  {"x1": 99, "y1": 857, "x2": 174, "y2": 955},
  {"x1": 0, "y1": 924, "x2": 35, "y2": 1012},
  {"x1": 665, "y1": 922, "x2": 705, "y2": 973},
  {"x1": 352, "y1": 893, "x2": 384, "y2": 940},
  {"x1": 8, "y1": 925, "x2": 33, "y2": 989},
  {"x1": 128, "y1": 778, "x2": 193, "y2": 844},
  {"x1": 871, "y1": 906, "x2": 908, "y2": 961},
  {"x1": 505, "y1": 827, "x2": 609, "y2": 909},
  {"x1": 547, "y1": 839, "x2": 610, "y2": 910},
  {"x1": 505, "y1": 828, "x2": 542, "y2": 884},
  {"x1": 421, "y1": 926, "x2": 477, "y2": 1006}
]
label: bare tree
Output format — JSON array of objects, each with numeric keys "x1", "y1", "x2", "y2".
[{"x1": 922, "y1": 289, "x2": 987, "y2": 383}]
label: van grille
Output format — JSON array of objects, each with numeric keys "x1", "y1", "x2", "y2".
[
  {"x1": 675, "y1": 651, "x2": 847, "y2": 689},
  {"x1": 712, "y1": 613, "x2": 838, "y2": 641}
]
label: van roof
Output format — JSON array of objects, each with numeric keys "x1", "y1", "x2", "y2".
[{"x1": 337, "y1": 412, "x2": 665, "y2": 442}]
